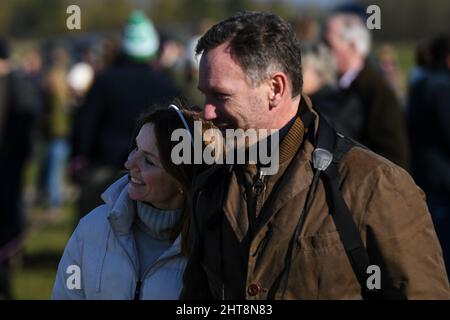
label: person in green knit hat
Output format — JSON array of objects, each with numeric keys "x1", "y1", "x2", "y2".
[{"x1": 122, "y1": 10, "x2": 160, "y2": 62}]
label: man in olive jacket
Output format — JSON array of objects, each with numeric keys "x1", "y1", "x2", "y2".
[{"x1": 181, "y1": 12, "x2": 450, "y2": 300}]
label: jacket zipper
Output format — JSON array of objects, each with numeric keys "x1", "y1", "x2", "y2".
[
  {"x1": 113, "y1": 234, "x2": 140, "y2": 299},
  {"x1": 134, "y1": 280, "x2": 142, "y2": 300},
  {"x1": 111, "y1": 212, "x2": 183, "y2": 300},
  {"x1": 112, "y1": 232, "x2": 154, "y2": 300},
  {"x1": 134, "y1": 252, "x2": 183, "y2": 300}
]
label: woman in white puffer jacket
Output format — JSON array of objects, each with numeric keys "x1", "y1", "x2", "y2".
[{"x1": 52, "y1": 105, "x2": 206, "y2": 299}]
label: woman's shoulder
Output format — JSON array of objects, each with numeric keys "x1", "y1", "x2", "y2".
[
  {"x1": 57, "y1": 204, "x2": 112, "y2": 269},
  {"x1": 75, "y1": 204, "x2": 112, "y2": 239}
]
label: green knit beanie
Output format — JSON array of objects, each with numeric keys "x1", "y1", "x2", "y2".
[{"x1": 122, "y1": 10, "x2": 159, "y2": 62}]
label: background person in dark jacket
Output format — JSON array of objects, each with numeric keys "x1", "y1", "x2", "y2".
[
  {"x1": 0, "y1": 39, "x2": 41, "y2": 299},
  {"x1": 71, "y1": 11, "x2": 181, "y2": 222},
  {"x1": 302, "y1": 42, "x2": 365, "y2": 140},
  {"x1": 325, "y1": 11, "x2": 410, "y2": 169},
  {"x1": 407, "y1": 34, "x2": 450, "y2": 279}
]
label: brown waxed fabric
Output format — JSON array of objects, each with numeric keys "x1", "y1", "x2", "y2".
[{"x1": 182, "y1": 96, "x2": 450, "y2": 300}]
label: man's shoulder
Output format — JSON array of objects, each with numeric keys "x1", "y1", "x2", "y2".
[
  {"x1": 340, "y1": 144, "x2": 414, "y2": 190},
  {"x1": 75, "y1": 204, "x2": 111, "y2": 240},
  {"x1": 346, "y1": 143, "x2": 394, "y2": 166}
]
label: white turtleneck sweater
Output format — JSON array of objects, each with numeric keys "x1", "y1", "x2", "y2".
[{"x1": 133, "y1": 201, "x2": 182, "y2": 279}]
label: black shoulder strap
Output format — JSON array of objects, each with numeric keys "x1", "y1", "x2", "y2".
[{"x1": 318, "y1": 117, "x2": 382, "y2": 299}]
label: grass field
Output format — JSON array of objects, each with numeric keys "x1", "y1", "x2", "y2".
[
  {"x1": 11, "y1": 204, "x2": 75, "y2": 299},
  {"x1": 3, "y1": 142, "x2": 76, "y2": 300}
]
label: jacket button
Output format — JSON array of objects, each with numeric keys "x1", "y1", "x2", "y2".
[{"x1": 247, "y1": 283, "x2": 261, "y2": 296}]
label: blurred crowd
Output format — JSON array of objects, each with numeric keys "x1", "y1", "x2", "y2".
[{"x1": 0, "y1": 5, "x2": 449, "y2": 299}]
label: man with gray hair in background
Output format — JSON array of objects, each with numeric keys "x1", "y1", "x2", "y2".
[{"x1": 325, "y1": 8, "x2": 410, "y2": 169}]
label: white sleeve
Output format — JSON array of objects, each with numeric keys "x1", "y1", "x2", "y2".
[{"x1": 51, "y1": 223, "x2": 86, "y2": 300}]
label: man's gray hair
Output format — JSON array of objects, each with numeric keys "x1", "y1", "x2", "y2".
[{"x1": 336, "y1": 13, "x2": 371, "y2": 57}]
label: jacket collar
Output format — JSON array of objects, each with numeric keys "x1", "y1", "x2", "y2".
[
  {"x1": 227, "y1": 95, "x2": 318, "y2": 238},
  {"x1": 267, "y1": 139, "x2": 314, "y2": 218},
  {"x1": 159, "y1": 235, "x2": 183, "y2": 260},
  {"x1": 101, "y1": 174, "x2": 136, "y2": 235},
  {"x1": 258, "y1": 95, "x2": 318, "y2": 228}
]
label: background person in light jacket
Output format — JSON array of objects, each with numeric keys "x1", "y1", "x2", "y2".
[{"x1": 52, "y1": 105, "x2": 208, "y2": 299}]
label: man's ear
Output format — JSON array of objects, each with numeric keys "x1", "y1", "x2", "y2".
[{"x1": 268, "y1": 72, "x2": 287, "y2": 109}]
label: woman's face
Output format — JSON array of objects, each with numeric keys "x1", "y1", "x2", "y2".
[{"x1": 124, "y1": 123, "x2": 183, "y2": 209}]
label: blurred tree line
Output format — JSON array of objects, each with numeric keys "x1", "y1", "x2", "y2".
[
  {"x1": 0, "y1": 0, "x2": 293, "y2": 38},
  {"x1": 359, "y1": 0, "x2": 450, "y2": 42},
  {"x1": 0, "y1": 0, "x2": 448, "y2": 42}
]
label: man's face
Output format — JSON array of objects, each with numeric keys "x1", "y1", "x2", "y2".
[{"x1": 198, "y1": 42, "x2": 270, "y2": 130}]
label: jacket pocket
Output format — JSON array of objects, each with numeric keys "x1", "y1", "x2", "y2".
[
  {"x1": 297, "y1": 231, "x2": 343, "y2": 253},
  {"x1": 293, "y1": 231, "x2": 360, "y2": 299}
]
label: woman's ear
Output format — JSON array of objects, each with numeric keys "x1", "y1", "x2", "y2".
[{"x1": 268, "y1": 72, "x2": 287, "y2": 109}]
